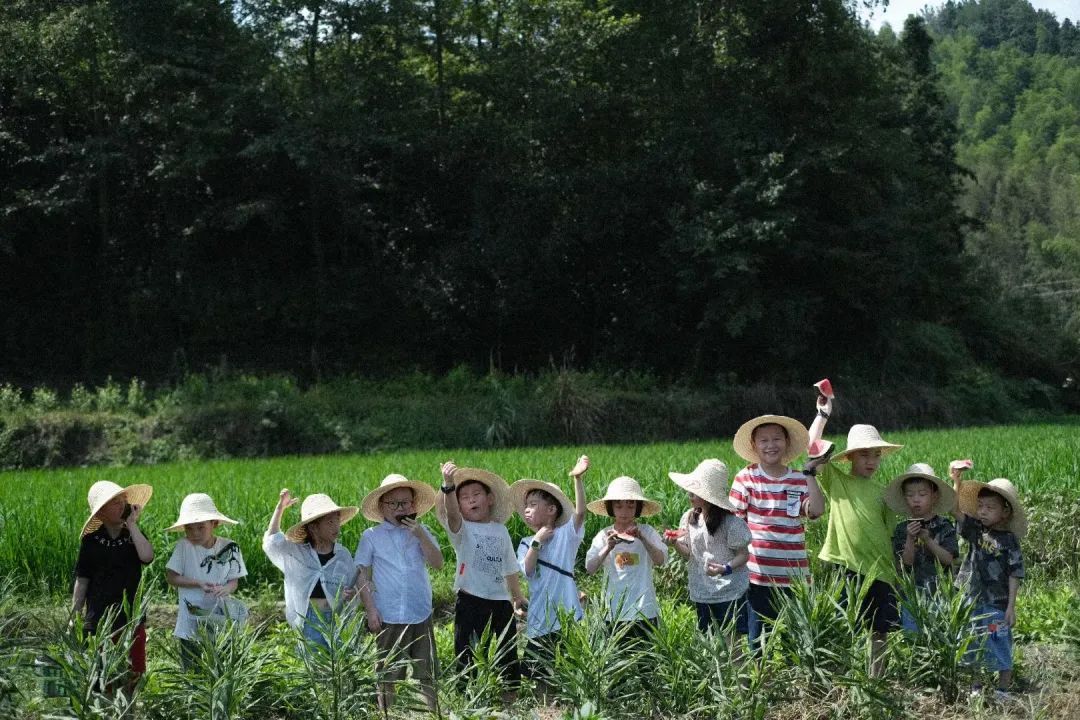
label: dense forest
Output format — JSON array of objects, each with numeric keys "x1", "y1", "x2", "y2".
[{"x1": 1, "y1": 0, "x2": 1077, "y2": 392}]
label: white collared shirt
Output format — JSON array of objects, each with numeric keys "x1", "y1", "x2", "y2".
[
  {"x1": 355, "y1": 520, "x2": 438, "y2": 624},
  {"x1": 262, "y1": 531, "x2": 355, "y2": 628}
]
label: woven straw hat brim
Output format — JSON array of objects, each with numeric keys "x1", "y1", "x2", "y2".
[
  {"x1": 436, "y1": 467, "x2": 513, "y2": 524},
  {"x1": 957, "y1": 479, "x2": 1028, "y2": 539},
  {"x1": 668, "y1": 470, "x2": 736, "y2": 513},
  {"x1": 586, "y1": 476, "x2": 661, "y2": 517},
  {"x1": 285, "y1": 502, "x2": 360, "y2": 543},
  {"x1": 510, "y1": 480, "x2": 574, "y2": 527},
  {"x1": 361, "y1": 479, "x2": 437, "y2": 523},
  {"x1": 82, "y1": 482, "x2": 153, "y2": 537},
  {"x1": 732, "y1": 415, "x2": 810, "y2": 465},
  {"x1": 835, "y1": 424, "x2": 903, "y2": 461},
  {"x1": 883, "y1": 471, "x2": 956, "y2": 516},
  {"x1": 166, "y1": 493, "x2": 239, "y2": 532}
]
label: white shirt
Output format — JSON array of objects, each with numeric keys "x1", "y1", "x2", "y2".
[
  {"x1": 262, "y1": 531, "x2": 355, "y2": 628},
  {"x1": 517, "y1": 521, "x2": 585, "y2": 638},
  {"x1": 446, "y1": 519, "x2": 519, "y2": 601},
  {"x1": 355, "y1": 521, "x2": 438, "y2": 625},
  {"x1": 679, "y1": 509, "x2": 752, "y2": 603},
  {"x1": 166, "y1": 536, "x2": 248, "y2": 639},
  {"x1": 585, "y1": 524, "x2": 666, "y2": 622}
]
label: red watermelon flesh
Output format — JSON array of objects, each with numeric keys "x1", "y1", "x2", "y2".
[
  {"x1": 814, "y1": 378, "x2": 834, "y2": 398},
  {"x1": 808, "y1": 440, "x2": 834, "y2": 459},
  {"x1": 950, "y1": 459, "x2": 974, "y2": 471}
]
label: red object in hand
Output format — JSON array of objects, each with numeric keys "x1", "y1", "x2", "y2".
[
  {"x1": 950, "y1": 459, "x2": 974, "y2": 471},
  {"x1": 808, "y1": 439, "x2": 834, "y2": 459},
  {"x1": 813, "y1": 378, "x2": 834, "y2": 399},
  {"x1": 663, "y1": 529, "x2": 686, "y2": 540}
]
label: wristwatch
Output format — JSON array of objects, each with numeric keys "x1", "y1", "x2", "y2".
[
  {"x1": 722, "y1": 563, "x2": 732, "y2": 577},
  {"x1": 530, "y1": 540, "x2": 543, "y2": 550},
  {"x1": 803, "y1": 466, "x2": 817, "y2": 476},
  {"x1": 440, "y1": 483, "x2": 456, "y2": 494}
]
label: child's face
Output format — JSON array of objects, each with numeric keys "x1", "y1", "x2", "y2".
[
  {"x1": 523, "y1": 491, "x2": 557, "y2": 530},
  {"x1": 976, "y1": 493, "x2": 1011, "y2": 529},
  {"x1": 183, "y1": 520, "x2": 218, "y2": 547},
  {"x1": 752, "y1": 424, "x2": 789, "y2": 467},
  {"x1": 308, "y1": 511, "x2": 342, "y2": 545},
  {"x1": 380, "y1": 487, "x2": 416, "y2": 525},
  {"x1": 687, "y1": 491, "x2": 705, "y2": 511},
  {"x1": 610, "y1": 499, "x2": 638, "y2": 524},
  {"x1": 902, "y1": 479, "x2": 937, "y2": 518},
  {"x1": 457, "y1": 482, "x2": 494, "y2": 523},
  {"x1": 97, "y1": 493, "x2": 128, "y2": 525},
  {"x1": 849, "y1": 449, "x2": 883, "y2": 478}
]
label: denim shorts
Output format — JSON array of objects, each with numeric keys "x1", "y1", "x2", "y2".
[{"x1": 966, "y1": 605, "x2": 1012, "y2": 672}]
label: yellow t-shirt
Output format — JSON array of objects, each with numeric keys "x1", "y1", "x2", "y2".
[{"x1": 817, "y1": 464, "x2": 897, "y2": 583}]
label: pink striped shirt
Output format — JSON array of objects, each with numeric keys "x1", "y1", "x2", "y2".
[{"x1": 729, "y1": 464, "x2": 810, "y2": 586}]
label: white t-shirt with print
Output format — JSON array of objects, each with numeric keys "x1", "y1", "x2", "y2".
[
  {"x1": 585, "y1": 524, "x2": 666, "y2": 622},
  {"x1": 447, "y1": 519, "x2": 519, "y2": 601},
  {"x1": 517, "y1": 521, "x2": 585, "y2": 638},
  {"x1": 679, "y1": 509, "x2": 751, "y2": 604},
  {"x1": 166, "y1": 536, "x2": 248, "y2": 639}
]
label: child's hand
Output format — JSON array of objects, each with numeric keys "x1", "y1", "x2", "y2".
[
  {"x1": 125, "y1": 504, "x2": 144, "y2": 526},
  {"x1": 276, "y1": 488, "x2": 299, "y2": 510},
  {"x1": 366, "y1": 607, "x2": 383, "y2": 633},
  {"x1": 401, "y1": 517, "x2": 425, "y2": 536},
  {"x1": 948, "y1": 459, "x2": 973, "y2": 482},
  {"x1": 816, "y1": 395, "x2": 833, "y2": 417},
  {"x1": 569, "y1": 455, "x2": 590, "y2": 477},
  {"x1": 605, "y1": 529, "x2": 620, "y2": 550},
  {"x1": 906, "y1": 520, "x2": 923, "y2": 539},
  {"x1": 1005, "y1": 606, "x2": 1016, "y2": 627},
  {"x1": 534, "y1": 526, "x2": 555, "y2": 546},
  {"x1": 441, "y1": 461, "x2": 458, "y2": 485},
  {"x1": 704, "y1": 562, "x2": 729, "y2": 577},
  {"x1": 513, "y1": 596, "x2": 529, "y2": 617},
  {"x1": 662, "y1": 529, "x2": 685, "y2": 546},
  {"x1": 202, "y1": 583, "x2": 229, "y2": 598}
]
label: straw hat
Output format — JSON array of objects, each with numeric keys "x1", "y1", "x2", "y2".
[
  {"x1": 957, "y1": 478, "x2": 1028, "y2": 539},
  {"x1": 883, "y1": 463, "x2": 956, "y2": 516},
  {"x1": 82, "y1": 480, "x2": 153, "y2": 537},
  {"x1": 166, "y1": 493, "x2": 239, "y2": 532},
  {"x1": 361, "y1": 474, "x2": 437, "y2": 523},
  {"x1": 510, "y1": 479, "x2": 574, "y2": 527},
  {"x1": 668, "y1": 459, "x2": 736, "y2": 512},
  {"x1": 835, "y1": 424, "x2": 903, "y2": 462},
  {"x1": 438, "y1": 467, "x2": 514, "y2": 524},
  {"x1": 586, "y1": 476, "x2": 661, "y2": 517},
  {"x1": 285, "y1": 494, "x2": 359, "y2": 543},
  {"x1": 732, "y1": 415, "x2": 810, "y2": 465}
]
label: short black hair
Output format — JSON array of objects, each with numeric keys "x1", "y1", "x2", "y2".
[
  {"x1": 901, "y1": 477, "x2": 938, "y2": 493},
  {"x1": 455, "y1": 479, "x2": 490, "y2": 499},
  {"x1": 604, "y1": 499, "x2": 643, "y2": 518},
  {"x1": 751, "y1": 423, "x2": 790, "y2": 443},
  {"x1": 527, "y1": 489, "x2": 564, "y2": 520},
  {"x1": 978, "y1": 487, "x2": 1012, "y2": 513}
]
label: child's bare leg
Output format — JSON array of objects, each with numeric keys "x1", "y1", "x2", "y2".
[
  {"x1": 998, "y1": 669, "x2": 1013, "y2": 690},
  {"x1": 870, "y1": 633, "x2": 887, "y2": 677}
]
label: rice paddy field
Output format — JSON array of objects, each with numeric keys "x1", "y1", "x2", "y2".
[{"x1": 2, "y1": 422, "x2": 1080, "y2": 719}]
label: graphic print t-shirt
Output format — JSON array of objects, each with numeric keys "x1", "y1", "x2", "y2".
[
  {"x1": 448, "y1": 520, "x2": 518, "y2": 601},
  {"x1": 166, "y1": 537, "x2": 248, "y2": 638}
]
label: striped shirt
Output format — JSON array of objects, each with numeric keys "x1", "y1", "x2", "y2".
[{"x1": 728, "y1": 464, "x2": 810, "y2": 586}]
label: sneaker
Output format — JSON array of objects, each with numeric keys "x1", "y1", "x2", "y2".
[
  {"x1": 969, "y1": 683, "x2": 983, "y2": 698},
  {"x1": 993, "y1": 689, "x2": 1011, "y2": 703}
]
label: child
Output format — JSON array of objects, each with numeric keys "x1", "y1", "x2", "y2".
[
  {"x1": 263, "y1": 489, "x2": 358, "y2": 648},
  {"x1": 437, "y1": 461, "x2": 526, "y2": 690},
  {"x1": 729, "y1": 414, "x2": 824, "y2": 649},
  {"x1": 584, "y1": 474, "x2": 666, "y2": 636},
  {"x1": 666, "y1": 459, "x2": 751, "y2": 639},
  {"x1": 72, "y1": 480, "x2": 154, "y2": 689},
  {"x1": 355, "y1": 474, "x2": 442, "y2": 711},
  {"x1": 952, "y1": 467, "x2": 1026, "y2": 698},
  {"x1": 511, "y1": 455, "x2": 589, "y2": 683},
  {"x1": 807, "y1": 400, "x2": 904, "y2": 674},
  {"x1": 165, "y1": 493, "x2": 248, "y2": 668},
  {"x1": 884, "y1": 463, "x2": 958, "y2": 631}
]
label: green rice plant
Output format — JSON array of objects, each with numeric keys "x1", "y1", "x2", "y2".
[
  {"x1": 677, "y1": 609, "x2": 770, "y2": 720},
  {"x1": 545, "y1": 603, "x2": 643, "y2": 715},
  {"x1": 0, "y1": 575, "x2": 39, "y2": 714},
  {"x1": 437, "y1": 621, "x2": 517, "y2": 716},
  {"x1": 45, "y1": 597, "x2": 149, "y2": 720},
  {"x1": 155, "y1": 619, "x2": 279, "y2": 720},
  {"x1": 637, "y1": 599, "x2": 709, "y2": 717},
  {"x1": 889, "y1": 569, "x2": 979, "y2": 702},
  {"x1": 283, "y1": 605, "x2": 382, "y2": 720}
]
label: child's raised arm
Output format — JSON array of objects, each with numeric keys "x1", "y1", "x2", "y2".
[
  {"x1": 267, "y1": 488, "x2": 297, "y2": 536},
  {"x1": 437, "y1": 461, "x2": 463, "y2": 533},
  {"x1": 569, "y1": 454, "x2": 589, "y2": 531},
  {"x1": 950, "y1": 462, "x2": 969, "y2": 521},
  {"x1": 807, "y1": 394, "x2": 833, "y2": 447}
]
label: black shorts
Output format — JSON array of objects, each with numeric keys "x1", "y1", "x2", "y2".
[{"x1": 840, "y1": 569, "x2": 899, "y2": 633}]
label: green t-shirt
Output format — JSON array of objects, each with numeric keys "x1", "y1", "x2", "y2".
[{"x1": 817, "y1": 464, "x2": 896, "y2": 583}]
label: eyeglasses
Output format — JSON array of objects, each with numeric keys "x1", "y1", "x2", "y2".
[{"x1": 381, "y1": 500, "x2": 413, "y2": 510}]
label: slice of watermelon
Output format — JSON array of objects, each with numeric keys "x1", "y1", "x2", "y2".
[
  {"x1": 808, "y1": 439, "x2": 834, "y2": 460},
  {"x1": 663, "y1": 529, "x2": 686, "y2": 540},
  {"x1": 813, "y1": 378, "x2": 834, "y2": 399},
  {"x1": 949, "y1": 459, "x2": 974, "y2": 471}
]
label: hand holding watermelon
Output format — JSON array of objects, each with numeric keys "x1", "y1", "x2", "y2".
[{"x1": 813, "y1": 378, "x2": 834, "y2": 417}]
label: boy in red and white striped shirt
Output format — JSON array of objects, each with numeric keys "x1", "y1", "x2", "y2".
[{"x1": 728, "y1": 415, "x2": 825, "y2": 649}]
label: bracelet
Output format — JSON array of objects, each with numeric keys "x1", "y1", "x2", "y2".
[
  {"x1": 530, "y1": 540, "x2": 543, "y2": 550},
  {"x1": 440, "y1": 483, "x2": 456, "y2": 495},
  {"x1": 817, "y1": 409, "x2": 830, "y2": 419},
  {"x1": 722, "y1": 563, "x2": 732, "y2": 577}
]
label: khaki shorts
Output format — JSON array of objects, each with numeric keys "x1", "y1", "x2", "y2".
[{"x1": 375, "y1": 617, "x2": 437, "y2": 684}]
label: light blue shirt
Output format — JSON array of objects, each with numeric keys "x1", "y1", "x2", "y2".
[{"x1": 355, "y1": 521, "x2": 438, "y2": 624}]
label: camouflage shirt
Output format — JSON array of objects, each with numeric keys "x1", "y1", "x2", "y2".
[
  {"x1": 892, "y1": 514, "x2": 959, "y2": 591},
  {"x1": 955, "y1": 516, "x2": 1024, "y2": 610}
]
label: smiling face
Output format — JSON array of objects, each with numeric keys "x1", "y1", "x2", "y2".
[
  {"x1": 306, "y1": 511, "x2": 342, "y2": 546},
  {"x1": 183, "y1": 520, "x2": 219, "y2": 548},
  {"x1": 902, "y1": 478, "x2": 937, "y2": 518},
  {"x1": 456, "y1": 481, "x2": 494, "y2": 523},
  {"x1": 97, "y1": 493, "x2": 128, "y2": 526},
  {"x1": 380, "y1": 487, "x2": 416, "y2": 525},
  {"x1": 849, "y1": 448, "x2": 883, "y2": 478},
  {"x1": 976, "y1": 490, "x2": 1011, "y2": 529},
  {"x1": 751, "y1": 424, "x2": 790, "y2": 468},
  {"x1": 523, "y1": 489, "x2": 559, "y2": 530}
]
